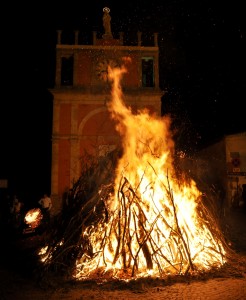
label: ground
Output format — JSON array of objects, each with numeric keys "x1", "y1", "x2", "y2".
[{"x1": 0, "y1": 209, "x2": 246, "y2": 300}]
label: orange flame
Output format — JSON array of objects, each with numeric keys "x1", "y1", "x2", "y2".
[
  {"x1": 24, "y1": 208, "x2": 43, "y2": 229},
  {"x1": 73, "y1": 65, "x2": 226, "y2": 279}
]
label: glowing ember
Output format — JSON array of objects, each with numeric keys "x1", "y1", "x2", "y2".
[
  {"x1": 24, "y1": 208, "x2": 43, "y2": 229},
  {"x1": 40, "y1": 64, "x2": 227, "y2": 280}
]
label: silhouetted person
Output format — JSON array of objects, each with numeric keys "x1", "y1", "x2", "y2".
[
  {"x1": 39, "y1": 193, "x2": 52, "y2": 225},
  {"x1": 11, "y1": 195, "x2": 24, "y2": 228}
]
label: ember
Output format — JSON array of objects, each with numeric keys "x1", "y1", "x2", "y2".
[{"x1": 39, "y1": 64, "x2": 227, "y2": 281}]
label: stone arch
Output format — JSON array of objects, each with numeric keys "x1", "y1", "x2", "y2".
[
  {"x1": 78, "y1": 107, "x2": 109, "y2": 136},
  {"x1": 77, "y1": 106, "x2": 120, "y2": 157}
]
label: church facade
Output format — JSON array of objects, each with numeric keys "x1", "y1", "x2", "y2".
[{"x1": 50, "y1": 8, "x2": 164, "y2": 213}]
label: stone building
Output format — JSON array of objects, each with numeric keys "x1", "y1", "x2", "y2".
[
  {"x1": 50, "y1": 8, "x2": 163, "y2": 213},
  {"x1": 183, "y1": 131, "x2": 246, "y2": 214}
]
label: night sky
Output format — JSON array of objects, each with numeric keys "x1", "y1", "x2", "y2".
[{"x1": 1, "y1": 0, "x2": 245, "y2": 205}]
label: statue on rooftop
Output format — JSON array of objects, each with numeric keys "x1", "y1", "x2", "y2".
[{"x1": 103, "y1": 7, "x2": 112, "y2": 38}]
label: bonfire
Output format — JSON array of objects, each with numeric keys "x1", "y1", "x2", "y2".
[{"x1": 38, "y1": 64, "x2": 228, "y2": 281}]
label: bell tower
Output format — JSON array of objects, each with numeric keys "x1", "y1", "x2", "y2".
[{"x1": 50, "y1": 7, "x2": 164, "y2": 213}]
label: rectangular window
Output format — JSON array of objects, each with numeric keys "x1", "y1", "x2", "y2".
[
  {"x1": 142, "y1": 57, "x2": 154, "y2": 87},
  {"x1": 61, "y1": 56, "x2": 74, "y2": 86}
]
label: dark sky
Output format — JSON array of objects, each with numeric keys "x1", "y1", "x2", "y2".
[{"x1": 2, "y1": 0, "x2": 246, "y2": 204}]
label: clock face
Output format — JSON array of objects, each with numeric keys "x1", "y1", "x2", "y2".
[{"x1": 96, "y1": 59, "x2": 119, "y2": 81}]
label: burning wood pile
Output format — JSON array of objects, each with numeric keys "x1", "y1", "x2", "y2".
[
  {"x1": 24, "y1": 208, "x2": 43, "y2": 229},
  {"x1": 23, "y1": 208, "x2": 43, "y2": 234},
  {"x1": 38, "y1": 65, "x2": 229, "y2": 281}
]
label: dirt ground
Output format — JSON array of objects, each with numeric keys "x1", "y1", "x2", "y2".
[{"x1": 0, "y1": 208, "x2": 246, "y2": 300}]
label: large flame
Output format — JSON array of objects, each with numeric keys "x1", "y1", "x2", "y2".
[{"x1": 73, "y1": 65, "x2": 226, "y2": 279}]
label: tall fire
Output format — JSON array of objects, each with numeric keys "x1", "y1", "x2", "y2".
[{"x1": 39, "y1": 64, "x2": 227, "y2": 281}]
